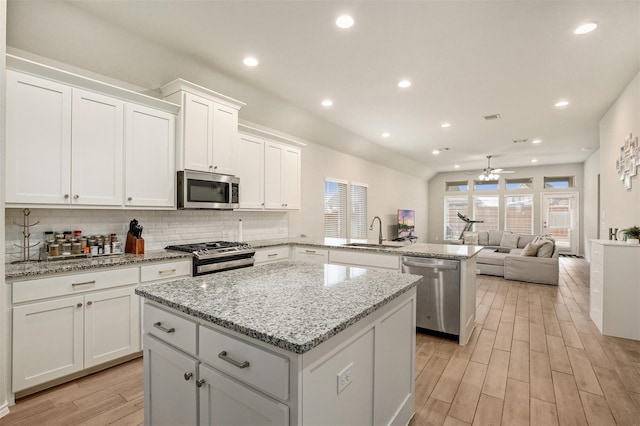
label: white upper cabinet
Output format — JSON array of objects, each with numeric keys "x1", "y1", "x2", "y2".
[
  {"x1": 235, "y1": 133, "x2": 265, "y2": 209},
  {"x1": 71, "y1": 89, "x2": 124, "y2": 206},
  {"x1": 282, "y1": 145, "x2": 301, "y2": 210},
  {"x1": 6, "y1": 70, "x2": 72, "y2": 204},
  {"x1": 161, "y1": 79, "x2": 244, "y2": 176},
  {"x1": 5, "y1": 56, "x2": 179, "y2": 209},
  {"x1": 125, "y1": 104, "x2": 176, "y2": 208}
]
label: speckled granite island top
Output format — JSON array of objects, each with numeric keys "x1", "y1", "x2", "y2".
[
  {"x1": 5, "y1": 250, "x2": 191, "y2": 280},
  {"x1": 135, "y1": 261, "x2": 421, "y2": 354}
]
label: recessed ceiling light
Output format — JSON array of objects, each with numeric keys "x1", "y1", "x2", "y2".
[
  {"x1": 454, "y1": 164, "x2": 460, "y2": 169},
  {"x1": 381, "y1": 132, "x2": 390, "y2": 138},
  {"x1": 432, "y1": 149, "x2": 441, "y2": 155},
  {"x1": 243, "y1": 57, "x2": 259, "y2": 67},
  {"x1": 336, "y1": 15, "x2": 354, "y2": 29},
  {"x1": 398, "y1": 80, "x2": 412, "y2": 88},
  {"x1": 574, "y1": 23, "x2": 597, "y2": 35},
  {"x1": 531, "y1": 159, "x2": 538, "y2": 163},
  {"x1": 321, "y1": 99, "x2": 333, "y2": 107},
  {"x1": 532, "y1": 139, "x2": 542, "y2": 144},
  {"x1": 441, "y1": 123, "x2": 451, "y2": 128},
  {"x1": 555, "y1": 100, "x2": 570, "y2": 108}
]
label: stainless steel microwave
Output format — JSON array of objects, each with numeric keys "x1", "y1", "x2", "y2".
[{"x1": 177, "y1": 170, "x2": 239, "y2": 210}]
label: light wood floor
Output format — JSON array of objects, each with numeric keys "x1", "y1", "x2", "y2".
[{"x1": 2, "y1": 257, "x2": 639, "y2": 425}]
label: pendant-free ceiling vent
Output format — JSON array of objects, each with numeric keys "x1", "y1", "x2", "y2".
[
  {"x1": 483, "y1": 114, "x2": 501, "y2": 120},
  {"x1": 513, "y1": 139, "x2": 529, "y2": 144}
]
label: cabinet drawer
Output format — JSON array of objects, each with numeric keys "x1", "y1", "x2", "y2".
[
  {"x1": 13, "y1": 267, "x2": 139, "y2": 304},
  {"x1": 199, "y1": 325, "x2": 289, "y2": 401},
  {"x1": 140, "y1": 260, "x2": 192, "y2": 283},
  {"x1": 590, "y1": 243, "x2": 604, "y2": 264},
  {"x1": 329, "y1": 249, "x2": 400, "y2": 270},
  {"x1": 144, "y1": 303, "x2": 197, "y2": 355},
  {"x1": 294, "y1": 247, "x2": 329, "y2": 264},
  {"x1": 590, "y1": 262, "x2": 603, "y2": 287},
  {"x1": 254, "y1": 246, "x2": 290, "y2": 264}
]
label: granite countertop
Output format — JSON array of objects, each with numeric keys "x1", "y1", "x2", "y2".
[
  {"x1": 251, "y1": 237, "x2": 484, "y2": 259},
  {"x1": 5, "y1": 250, "x2": 192, "y2": 280},
  {"x1": 136, "y1": 261, "x2": 421, "y2": 354}
]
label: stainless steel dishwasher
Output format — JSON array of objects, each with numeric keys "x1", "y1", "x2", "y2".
[{"x1": 401, "y1": 256, "x2": 460, "y2": 338}]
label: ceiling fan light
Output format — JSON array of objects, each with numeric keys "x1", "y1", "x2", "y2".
[{"x1": 479, "y1": 174, "x2": 485, "y2": 181}]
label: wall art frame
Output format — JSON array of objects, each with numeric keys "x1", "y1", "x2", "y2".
[{"x1": 617, "y1": 133, "x2": 639, "y2": 190}]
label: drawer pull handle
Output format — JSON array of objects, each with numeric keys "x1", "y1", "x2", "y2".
[
  {"x1": 76, "y1": 303, "x2": 83, "y2": 308},
  {"x1": 72, "y1": 280, "x2": 96, "y2": 287},
  {"x1": 153, "y1": 322, "x2": 175, "y2": 334},
  {"x1": 158, "y1": 269, "x2": 177, "y2": 274},
  {"x1": 196, "y1": 379, "x2": 206, "y2": 387},
  {"x1": 87, "y1": 301, "x2": 93, "y2": 306},
  {"x1": 267, "y1": 253, "x2": 278, "y2": 257},
  {"x1": 218, "y1": 351, "x2": 250, "y2": 369},
  {"x1": 305, "y1": 250, "x2": 316, "y2": 254},
  {"x1": 184, "y1": 372, "x2": 193, "y2": 381}
]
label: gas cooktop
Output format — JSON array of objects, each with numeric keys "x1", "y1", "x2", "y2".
[{"x1": 165, "y1": 241, "x2": 254, "y2": 260}]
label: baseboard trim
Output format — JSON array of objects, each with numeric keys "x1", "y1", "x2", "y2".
[{"x1": 0, "y1": 401, "x2": 10, "y2": 419}]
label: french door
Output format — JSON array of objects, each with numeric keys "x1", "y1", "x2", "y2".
[{"x1": 541, "y1": 193, "x2": 579, "y2": 255}]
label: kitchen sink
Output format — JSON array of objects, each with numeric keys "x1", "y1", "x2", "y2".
[{"x1": 342, "y1": 243, "x2": 402, "y2": 249}]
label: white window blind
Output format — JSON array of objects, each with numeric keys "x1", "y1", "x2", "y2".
[
  {"x1": 324, "y1": 179, "x2": 347, "y2": 238},
  {"x1": 444, "y1": 196, "x2": 469, "y2": 240},
  {"x1": 505, "y1": 195, "x2": 533, "y2": 234},
  {"x1": 350, "y1": 183, "x2": 368, "y2": 239},
  {"x1": 473, "y1": 196, "x2": 499, "y2": 231}
]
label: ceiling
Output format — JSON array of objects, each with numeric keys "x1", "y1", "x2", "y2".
[{"x1": 6, "y1": 1, "x2": 640, "y2": 178}]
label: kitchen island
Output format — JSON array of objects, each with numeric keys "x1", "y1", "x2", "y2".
[{"x1": 136, "y1": 261, "x2": 421, "y2": 426}]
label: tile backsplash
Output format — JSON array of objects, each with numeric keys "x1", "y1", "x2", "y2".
[{"x1": 5, "y1": 208, "x2": 289, "y2": 263}]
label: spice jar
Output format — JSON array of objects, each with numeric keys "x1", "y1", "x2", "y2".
[
  {"x1": 71, "y1": 242, "x2": 81, "y2": 255},
  {"x1": 63, "y1": 231, "x2": 73, "y2": 241},
  {"x1": 61, "y1": 243, "x2": 72, "y2": 255},
  {"x1": 88, "y1": 238, "x2": 97, "y2": 247},
  {"x1": 74, "y1": 230, "x2": 82, "y2": 238},
  {"x1": 112, "y1": 241, "x2": 122, "y2": 253},
  {"x1": 49, "y1": 244, "x2": 59, "y2": 257}
]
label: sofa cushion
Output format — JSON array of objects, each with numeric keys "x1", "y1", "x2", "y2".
[
  {"x1": 500, "y1": 232, "x2": 519, "y2": 249},
  {"x1": 517, "y1": 234, "x2": 537, "y2": 249},
  {"x1": 463, "y1": 231, "x2": 479, "y2": 245},
  {"x1": 520, "y1": 242, "x2": 541, "y2": 256},
  {"x1": 533, "y1": 236, "x2": 555, "y2": 258},
  {"x1": 488, "y1": 230, "x2": 504, "y2": 246},
  {"x1": 477, "y1": 231, "x2": 489, "y2": 246},
  {"x1": 476, "y1": 249, "x2": 507, "y2": 266}
]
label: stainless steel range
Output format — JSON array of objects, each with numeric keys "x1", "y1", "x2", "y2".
[{"x1": 165, "y1": 241, "x2": 256, "y2": 276}]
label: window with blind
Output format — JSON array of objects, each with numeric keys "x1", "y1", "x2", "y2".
[
  {"x1": 505, "y1": 195, "x2": 533, "y2": 234},
  {"x1": 350, "y1": 183, "x2": 368, "y2": 239},
  {"x1": 324, "y1": 180, "x2": 347, "y2": 238},
  {"x1": 444, "y1": 196, "x2": 469, "y2": 240},
  {"x1": 473, "y1": 196, "x2": 499, "y2": 231}
]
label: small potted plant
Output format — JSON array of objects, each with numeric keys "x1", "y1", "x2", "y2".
[{"x1": 624, "y1": 226, "x2": 640, "y2": 244}]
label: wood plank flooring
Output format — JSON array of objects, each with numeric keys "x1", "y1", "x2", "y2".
[{"x1": 1, "y1": 257, "x2": 639, "y2": 425}]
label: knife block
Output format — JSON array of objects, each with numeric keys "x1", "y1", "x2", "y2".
[{"x1": 125, "y1": 232, "x2": 144, "y2": 255}]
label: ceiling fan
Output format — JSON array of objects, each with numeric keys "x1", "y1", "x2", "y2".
[{"x1": 470, "y1": 155, "x2": 515, "y2": 181}]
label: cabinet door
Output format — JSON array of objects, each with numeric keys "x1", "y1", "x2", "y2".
[
  {"x1": 143, "y1": 334, "x2": 198, "y2": 426},
  {"x1": 6, "y1": 70, "x2": 72, "y2": 204},
  {"x1": 282, "y1": 146, "x2": 301, "y2": 210},
  {"x1": 84, "y1": 287, "x2": 140, "y2": 368},
  {"x1": 236, "y1": 134, "x2": 265, "y2": 209},
  {"x1": 199, "y1": 364, "x2": 289, "y2": 426},
  {"x1": 71, "y1": 88, "x2": 124, "y2": 206},
  {"x1": 264, "y1": 142, "x2": 284, "y2": 209},
  {"x1": 12, "y1": 296, "x2": 84, "y2": 391},
  {"x1": 211, "y1": 103, "x2": 238, "y2": 175},
  {"x1": 125, "y1": 103, "x2": 176, "y2": 207},
  {"x1": 183, "y1": 92, "x2": 214, "y2": 172}
]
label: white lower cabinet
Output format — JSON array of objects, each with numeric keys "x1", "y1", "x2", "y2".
[
  {"x1": 254, "y1": 246, "x2": 290, "y2": 265},
  {"x1": 329, "y1": 249, "x2": 400, "y2": 271},
  {"x1": 143, "y1": 334, "x2": 198, "y2": 426},
  {"x1": 199, "y1": 364, "x2": 289, "y2": 426},
  {"x1": 294, "y1": 247, "x2": 329, "y2": 264}
]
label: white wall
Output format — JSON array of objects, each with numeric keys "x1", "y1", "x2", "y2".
[
  {"x1": 598, "y1": 73, "x2": 640, "y2": 238},
  {"x1": 289, "y1": 141, "x2": 429, "y2": 243},
  {"x1": 0, "y1": 0, "x2": 9, "y2": 416},
  {"x1": 428, "y1": 163, "x2": 585, "y2": 252},
  {"x1": 582, "y1": 150, "x2": 600, "y2": 260}
]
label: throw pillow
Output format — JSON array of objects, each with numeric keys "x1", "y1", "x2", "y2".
[
  {"x1": 520, "y1": 242, "x2": 542, "y2": 256},
  {"x1": 463, "y1": 231, "x2": 479, "y2": 245},
  {"x1": 488, "y1": 230, "x2": 503, "y2": 246},
  {"x1": 477, "y1": 231, "x2": 489, "y2": 245},
  {"x1": 537, "y1": 240, "x2": 554, "y2": 258},
  {"x1": 500, "y1": 232, "x2": 520, "y2": 249}
]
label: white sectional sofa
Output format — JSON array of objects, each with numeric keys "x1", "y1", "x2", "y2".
[{"x1": 461, "y1": 229, "x2": 560, "y2": 285}]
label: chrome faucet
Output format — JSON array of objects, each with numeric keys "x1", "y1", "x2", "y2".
[{"x1": 369, "y1": 216, "x2": 383, "y2": 244}]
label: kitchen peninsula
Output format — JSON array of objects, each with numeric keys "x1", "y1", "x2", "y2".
[{"x1": 136, "y1": 261, "x2": 421, "y2": 425}]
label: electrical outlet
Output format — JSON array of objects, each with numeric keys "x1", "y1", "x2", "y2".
[{"x1": 337, "y1": 362, "x2": 354, "y2": 394}]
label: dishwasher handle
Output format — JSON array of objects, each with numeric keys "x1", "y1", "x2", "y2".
[{"x1": 402, "y1": 260, "x2": 459, "y2": 270}]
